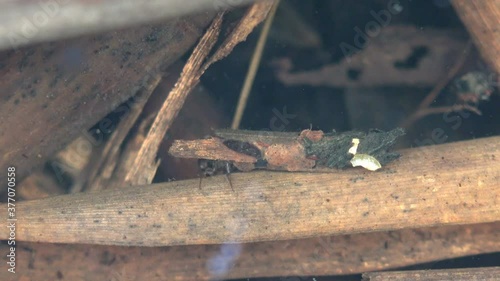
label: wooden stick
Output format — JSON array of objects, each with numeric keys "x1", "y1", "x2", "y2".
[
  {"x1": 1, "y1": 223, "x2": 498, "y2": 280},
  {"x1": 363, "y1": 267, "x2": 500, "y2": 281},
  {"x1": 120, "y1": 12, "x2": 226, "y2": 186},
  {"x1": 1, "y1": 136, "x2": 498, "y2": 246},
  {"x1": 123, "y1": 2, "x2": 275, "y2": 185}
]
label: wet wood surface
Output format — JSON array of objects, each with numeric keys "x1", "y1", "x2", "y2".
[
  {"x1": 1, "y1": 222, "x2": 498, "y2": 280},
  {"x1": 0, "y1": 136, "x2": 498, "y2": 246},
  {"x1": 0, "y1": 14, "x2": 214, "y2": 189},
  {"x1": 363, "y1": 267, "x2": 500, "y2": 281},
  {"x1": 0, "y1": 0, "x2": 258, "y2": 50}
]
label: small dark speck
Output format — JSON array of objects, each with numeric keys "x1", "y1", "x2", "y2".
[
  {"x1": 326, "y1": 198, "x2": 330, "y2": 202},
  {"x1": 118, "y1": 210, "x2": 123, "y2": 214},
  {"x1": 123, "y1": 235, "x2": 127, "y2": 240},
  {"x1": 57, "y1": 271, "x2": 63, "y2": 279},
  {"x1": 129, "y1": 224, "x2": 138, "y2": 228},
  {"x1": 294, "y1": 182, "x2": 302, "y2": 186},
  {"x1": 145, "y1": 28, "x2": 160, "y2": 42},
  {"x1": 14, "y1": 99, "x2": 20, "y2": 105},
  {"x1": 384, "y1": 241, "x2": 389, "y2": 249},
  {"x1": 347, "y1": 68, "x2": 362, "y2": 80},
  {"x1": 100, "y1": 251, "x2": 116, "y2": 266},
  {"x1": 42, "y1": 103, "x2": 48, "y2": 109},
  {"x1": 362, "y1": 211, "x2": 369, "y2": 217},
  {"x1": 93, "y1": 219, "x2": 100, "y2": 223},
  {"x1": 391, "y1": 194, "x2": 399, "y2": 200},
  {"x1": 363, "y1": 198, "x2": 370, "y2": 203},
  {"x1": 22, "y1": 154, "x2": 28, "y2": 158},
  {"x1": 74, "y1": 84, "x2": 81, "y2": 92},
  {"x1": 168, "y1": 213, "x2": 174, "y2": 218},
  {"x1": 152, "y1": 224, "x2": 162, "y2": 228},
  {"x1": 351, "y1": 176, "x2": 364, "y2": 183},
  {"x1": 458, "y1": 183, "x2": 462, "y2": 187},
  {"x1": 188, "y1": 222, "x2": 197, "y2": 231},
  {"x1": 441, "y1": 156, "x2": 445, "y2": 160}
]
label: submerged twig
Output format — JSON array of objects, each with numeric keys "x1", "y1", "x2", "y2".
[
  {"x1": 400, "y1": 41, "x2": 473, "y2": 128},
  {"x1": 169, "y1": 128, "x2": 405, "y2": 172},
  {"x1": 122, "y1": 2, "x2": 276, "y2": 186},
  {"x1": 1, "y1": 136, "x2": 499, "y2": 246},
  {"x1": 231, "y1": 0, "x2": 280, "y2": 129}
]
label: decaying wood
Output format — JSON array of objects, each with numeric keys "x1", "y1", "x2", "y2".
[
  {"x1": 82, "y1": 74, "x2": 163, "y2": 192},
  {"x1": 122, "y1": 2, "x2": 276, "y2": 186},
  {"x1": 119, "y1": 12, "x2": 225, "y2": 186},
  {"x1": 452, "y1": 0, "x2": 500, "y2": 75},
  {"x1": 0, "y1": 136, "x2": 498, "y2": 246},
  {"x1": 363, "y1": 267, "x2": 500, "y2": 281},
  {"x1": 0, "y1": 14, "x2": 214, "y2": 190},
  {"x1": 0, "y1": 222, "x2": 498, "y2": 280},
  {"x1": 0, "y1": 0, "x2": 260, "y2": 51},
  {"x1": 169, "y1": 137, "x2": 258, "y2": 163},
  {"x1": 169, "y1": 128, "x2": 403, "y2": 172}
]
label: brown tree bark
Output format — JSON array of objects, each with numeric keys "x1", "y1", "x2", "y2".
[{"x1": 0, "y1": 136, "x2": 498, "y2": 246}]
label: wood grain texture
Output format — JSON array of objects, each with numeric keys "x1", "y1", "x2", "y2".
[
  {"x1": 0, "y1": 0, "x2": 259, "y2": 51},
  {"x1": 363, "y1": 267, "x2": 500, "y2": 281},
  {"x1": 452, "y1": 0, "x2": 500, "y2": 74},
  {"x1": 1, "y1": 223, "x2": 498, "y2": 280},
  {"x1": 0, "y1": 14, "x2": 214, "y2": 189},
  {"x1": 0, "y1": 136, "x2": 498, "y2": 246}
]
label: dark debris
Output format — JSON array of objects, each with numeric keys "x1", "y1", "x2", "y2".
[{"x1": 303, "y1": 128, "x2": 405, "y2": 169}]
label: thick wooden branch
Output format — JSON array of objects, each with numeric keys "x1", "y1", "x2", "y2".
[
  {"x1": 452, "y1": 0, "x2": 500, "y2": 74},
  {"x1": 0, "y1": 136, "x2": 498, "y2": 246},
  {"x1": 0, "y1": 0, "x2": 260, "y2": 51},
  {"x1": 1, "y1": 223, "x2": 498, "y2": 280},
  {"x1": 363, "y1": 267, "x2": 500, "y2": 281}
]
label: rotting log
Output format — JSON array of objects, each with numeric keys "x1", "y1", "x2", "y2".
[
  {"x1": 362, "y1": 267, "x2": 500, "y2": 281},
  {"x1": 0, "y1": 223, "x2": 498, "y2": 280},
  {"x1": 0, "y1": 0, "x2": 261, "y2": 51},
  {"x1": 0, "y1": 136, "x2": 498, "y2": 246},
  {"x1": 452, "y1": 0, "x2": 500, "y2": 74},
  {"x1": 0, "y1": 14, "x2": 214, "y2": 189}
]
